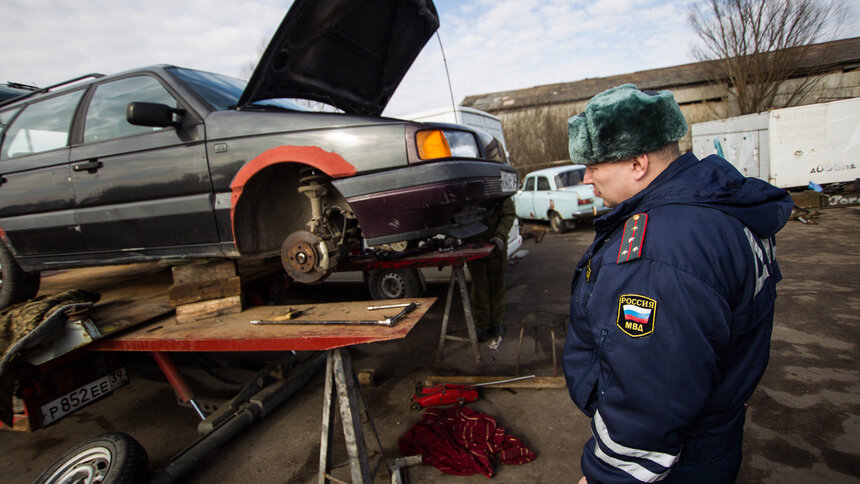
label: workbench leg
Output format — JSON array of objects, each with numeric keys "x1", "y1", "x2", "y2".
[
  {"x1": 436, "y1": 265, "x2": 481, "y2": 364},
  {"x1": 436, "y1": 269, "x2": 458, "y2": 357},
  {"x1": 454, "y1": 266, "x2": 481, "y2": 364},
  {"x1": 319, "y1": 352, "x2": 336, "y2": 484},
  {"x1": 319, "y1": 348, "x2": 373, "y2": 484}
]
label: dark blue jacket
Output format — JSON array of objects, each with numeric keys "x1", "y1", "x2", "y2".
[{"x1": 563, "y1": 153, "x2": 792, "y2": 483}]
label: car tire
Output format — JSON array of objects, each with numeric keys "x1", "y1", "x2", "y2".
[
  {"x1": 549, "y1": 212, "x2": 568, "y2": 234},
  {"x1": 0, "y1": 242, "x2": 40, "y2": 310},
  {"x1": 33, "y1": 432, "x2": 148, "y2": 484},
  {"x1": 367, "y1": 269, "x2": 423, "y2": 300}
]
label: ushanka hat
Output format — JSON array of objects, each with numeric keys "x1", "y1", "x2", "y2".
[{"x1": 568, "y1": 84, "x2": 687, "y2": 165}]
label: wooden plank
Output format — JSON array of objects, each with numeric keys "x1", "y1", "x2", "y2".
[
  {"x1": 39, "y1": 263, "x2": 174, "y2": 336},
  {"x1": 422, "y1": 375, "x2": 567, "y2": 389},
  {"x1": 174, "y1": 295, "x2": 242, "y2": 324},
  {"x1": 169, "y1": 276, "x2": 241, "y2": 306},
  {"x1": 89, "y1": 298, "x2": 436, "y2": 352},
  {"x1": 171, "y1": 260, "x2": 237, "y2": 285}
]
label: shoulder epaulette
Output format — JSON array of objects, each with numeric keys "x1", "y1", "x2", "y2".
[{"x1": 617, "y1": 213, "x2": 648, "y2": 264}]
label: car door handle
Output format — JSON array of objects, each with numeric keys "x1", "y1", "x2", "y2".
[{"x1": 73, "y1": 160, "x2": 103, "y2": 173}]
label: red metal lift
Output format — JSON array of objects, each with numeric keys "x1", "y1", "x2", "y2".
[{"x1": 7, "y1": 244, "x2": 493, "y2": 483}]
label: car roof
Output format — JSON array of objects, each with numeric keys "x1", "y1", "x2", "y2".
[
  {"x1": 524, "y1": 164, "x2": 587, "y2": 177},
  {"x1": 0, "y1": 68, "x2": 173, "y2": 109}
]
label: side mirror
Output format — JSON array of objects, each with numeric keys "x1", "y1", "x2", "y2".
[{"x1": 126, "y1": 102, "x2": 185, "y2": 128}]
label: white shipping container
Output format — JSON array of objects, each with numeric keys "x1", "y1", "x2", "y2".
[
  {"x1": 769, "y1": 97, "x2": 859, "y2": 188},
  {"x1": 692, "y1": 112, "x2": 770, "y2": 180},
  {"x1": 692, "y1": 97, "x2": 859, "y2": 189}
]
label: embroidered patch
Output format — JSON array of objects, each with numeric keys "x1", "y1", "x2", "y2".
[
  {"x1": 617, "y1": 213, "x2": 648, "y2": 264},
  {"x1": 616, "y1": 294, "x2": 657, "y2": 337}
]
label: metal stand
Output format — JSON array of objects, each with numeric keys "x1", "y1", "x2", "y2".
[
  {"x1": 436, "y1": 264, "x2": 481, "y2": 364},
  {"x1": 319, "y1": 348, "x2": 387, "y2": 484}
]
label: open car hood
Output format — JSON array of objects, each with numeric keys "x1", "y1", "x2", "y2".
[{"x1": 238, "y1": 0, "x2": 439, "y2": 116}]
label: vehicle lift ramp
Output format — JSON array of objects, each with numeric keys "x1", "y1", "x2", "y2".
[
  {"x1": 89, "y1": 298, "x2": 436, "y2": 484},
  {"x1": 18, "y1": 245, "x2": 493, "y2": 483}
]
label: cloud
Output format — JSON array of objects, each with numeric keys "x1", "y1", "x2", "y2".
[
  {"x1": 386, "y1": 0, "x2": 697, "y2": 115},
  {"x1": 3, "y1": 0, "x2": 856, "y2": 118},
  {"x1": 1, "y1": 0, "x2": 284, "y2": 85}
]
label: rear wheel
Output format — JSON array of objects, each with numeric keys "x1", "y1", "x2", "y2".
[
  {"x1": 0, "y1": 243, "x2": 40, "y2": 309},
  {"x1": 34, "y1": 432, "x2": 148, "y2": 484},
  {"x1": 549, "y1": 212, "x2": 568, "y2": 234},
  {"x1": 367, "y1": 269, "x2": 423, "y2": 300}
]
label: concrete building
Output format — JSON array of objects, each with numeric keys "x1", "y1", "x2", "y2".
[{"x1": 461, "y1": 37, "x2": 860, "y2": 168}]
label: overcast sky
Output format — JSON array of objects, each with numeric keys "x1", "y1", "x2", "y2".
[{"x1": 3, "y1": 0, "x2": 859, "y2": 117}]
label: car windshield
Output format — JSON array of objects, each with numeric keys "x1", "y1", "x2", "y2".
[
  {"x1": 555, "y1": 168, "x2": 585, "y2": 188},
  {"x1": 167, "y1": 67, "x2": 335, "y2": 113}
]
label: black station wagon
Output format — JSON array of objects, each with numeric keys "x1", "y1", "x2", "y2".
[{"x1": 0, "y1": 0, "x2": 518, "y2": 308}]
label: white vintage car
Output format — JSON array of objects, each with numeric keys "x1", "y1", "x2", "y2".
[{"x1": 514, "y1": 165, "x2": 610, "y2": 233}]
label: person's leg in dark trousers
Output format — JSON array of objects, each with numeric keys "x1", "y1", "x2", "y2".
[
  {"x1": 486, "y1": 248, "x2": 507, "y2": 337},
  {"x1": 467, "y1": 257, "x2": 491, "y2": 342}
]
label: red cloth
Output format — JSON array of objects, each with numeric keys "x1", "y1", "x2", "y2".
[{"x1": 398, "y1": 406, "x2": 536, "y2": 478}]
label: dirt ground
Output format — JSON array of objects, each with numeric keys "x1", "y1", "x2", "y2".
[{"x1": 0, "y1": 207, "x2": 858, "y2": 483}]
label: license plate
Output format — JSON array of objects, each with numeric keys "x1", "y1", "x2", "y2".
[
  {"x1": 501, "y1": 170, "x2": 518, "y2": 192},
  {"x1": 40, "y1": 368, "x2": 128, "y2": 426}
]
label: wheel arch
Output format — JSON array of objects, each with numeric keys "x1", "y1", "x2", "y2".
[{"x1": 229, "y1": 146, "x2": 357, "y2": 256}]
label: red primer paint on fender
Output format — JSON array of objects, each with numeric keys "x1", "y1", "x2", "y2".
[{"x1": 229, "y1": 146, "x2": 356, "y2": 244}]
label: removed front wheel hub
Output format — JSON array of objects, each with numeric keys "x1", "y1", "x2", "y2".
[{"x1": 281, "y1": 231, "x2": 330, "y2": 284}]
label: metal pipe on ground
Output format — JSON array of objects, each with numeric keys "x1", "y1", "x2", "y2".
[{"x1": 149, "y1": 352, "x2": 326, "y2": 484}]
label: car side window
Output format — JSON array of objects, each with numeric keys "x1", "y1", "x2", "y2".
[
  {"x1": 0, "y1": 91, "x2": 85, "y2": 160},
  {"x1": 0, "y1": 108, "x2": 22, "y2": 145},
  {"x1": 523, "y1": 177, "x2": 535, "y2": 192},
  {"x1": 84, "y1": 76, "x2": 179, "y2": 143},
  {"x1": 555, "y1": 169, "x2": 584, "y2": 188},
  {"x1": 537, "y1": 176, "x2": 551, "y2": 191}
]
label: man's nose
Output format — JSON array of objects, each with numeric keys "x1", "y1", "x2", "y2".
[{"x1": 584, "y1": 167, "x2": 593, "y2": 184}]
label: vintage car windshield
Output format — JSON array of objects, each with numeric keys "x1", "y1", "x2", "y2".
[
  {"x1": 167, "y1": 67, "x2": 335, "y2": 113},
  {"x1": 555, "y1": 168, "x2": 585, "y2": 188}
]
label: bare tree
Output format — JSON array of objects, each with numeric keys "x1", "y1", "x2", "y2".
[
  {"x1": 689, "y1": 0, "x2": 847, "y2": 115},
  {"x1": 501, "y1": 106, "x2": 571, "y2": 168}
]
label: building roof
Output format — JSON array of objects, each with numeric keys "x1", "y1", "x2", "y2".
[{"x1": 461, "y1": 37, "x2": 860, "y2": 113}]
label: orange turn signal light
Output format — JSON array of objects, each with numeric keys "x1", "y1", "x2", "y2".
[{"x1": 416, "y1": 130, "x2": 452, "y2": 159}]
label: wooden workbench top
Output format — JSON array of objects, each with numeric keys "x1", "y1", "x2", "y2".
[{"x1": 89, "y1": 298, "x2": 436, "y2": 352}]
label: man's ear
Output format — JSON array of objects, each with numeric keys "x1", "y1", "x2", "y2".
[{"x1": 630, "y1": 154, "x2": 650, "y2": 181}]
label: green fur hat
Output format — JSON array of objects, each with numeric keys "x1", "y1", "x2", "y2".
[{"x1": 568, "y1": 84, "x2": 687, "y2": 165}]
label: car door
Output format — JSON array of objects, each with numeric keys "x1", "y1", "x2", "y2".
[
  {"x1": 531, "y1": 175, "x2": 554, "y2": 220},
  {"x1": 514, "y1": 176, "x2": 536, "y2": 219},
  {"x1": 69, "y1": 74, "x2": 217, "y2": 253},
  {"x1": 0, "y1": 90, "x2": 88, "y2": 258}
]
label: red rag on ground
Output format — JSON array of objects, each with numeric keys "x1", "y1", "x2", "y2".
[{"x1": 398, "y1": 406, "x2": 536, "y2": 478}]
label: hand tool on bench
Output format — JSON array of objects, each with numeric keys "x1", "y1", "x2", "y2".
[
  {"x1": 367, "y1": 302, "x2": 420, "y2": 310},
  {"x1": 250, "y1": 302, "x2": 418, "y2": 327},
  {"x1": 249, "y1": 307, "x2": 313, "y2": 325}
]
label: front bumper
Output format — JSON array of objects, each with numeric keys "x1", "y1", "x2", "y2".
[{"x1": 333, "y1": 161, "x2": 517, "y2": 245}]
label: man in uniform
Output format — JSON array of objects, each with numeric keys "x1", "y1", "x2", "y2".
[
  {"x1": 562, "y1": 84, "x2": 792, "y2": 483},
  {"x1": 466, "y1": 196, "x2": 515, "y2": 346}
]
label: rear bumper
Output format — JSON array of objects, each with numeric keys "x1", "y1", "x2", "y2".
[{"x1": 333, "y1": 161, "x2": 518, "y2": 245}]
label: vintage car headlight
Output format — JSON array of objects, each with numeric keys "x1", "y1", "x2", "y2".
[{"x1": 415, "y1": 129, "x2": 479, "y2": 159}]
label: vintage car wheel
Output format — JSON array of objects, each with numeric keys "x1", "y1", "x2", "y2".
[
  {"x1": 367, "y1": 269, "x2": 423, "y2": 300},
  {"x1": 34, "y1": 432, "x2": 148, "y2": 484},
  {"x1": 0, "y1": 242, "x2": 40, "y2": 309},
  {"x1": 281, "y1": 231, "x2": 331, "y2": 284},
  {"x1": 549, "y1": 212, "x2": 569, "y2": 234}
]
